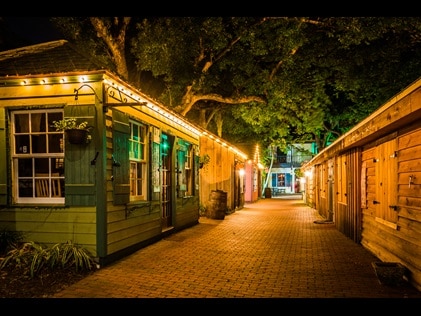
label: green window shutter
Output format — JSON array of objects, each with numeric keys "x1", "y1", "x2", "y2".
[
  {"x1": 0, "y1": 109, "x2": 7, "y2": 205},
  {"x1": 64, "y1": 105, "x2": 96, "y2": 206},
  {"x1": 112, "y1": 110, "x2": 130, "y2": 205}
]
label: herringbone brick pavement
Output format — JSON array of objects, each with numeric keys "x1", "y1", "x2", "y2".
[{"x1": 50, "y1": 196, "x2": 421, "y2": 302}]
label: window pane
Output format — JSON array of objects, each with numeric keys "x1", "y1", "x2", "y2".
[
  {"x1": 18, "y1": 158, "x2": 33, "y2": 177},
  {"x1": 48, "y1": 112, "x2": 62, "y2": 132},
  {"x1": 14, "y1": 114, "x2": 29, "y2": 133},
  {"x1": 49, "y1": 134, "x2": 64, "y2": 153},
  {"x1": 139, "y1": 143, "x2": 144, "y2": 160},
  {"x1": 130, "y1": 162, "x2": 136, "y2": 195},
  {"x1": 137, "y1": 179, "x2": 143, "y2": 195},
  {"x1": 136, "y1": 163, "x2": 142, "y2": 177},
  {"x1": 15, "y1": 135, "x2": 30, "y2": 154},
  {"x1": 19, "y1": 179, "x2": 33, "y2": 197},
  {"x1": 53, "y1": 158, "x2": 64, "y2": 172},
  {"x1": 132, "y1": 124, "x2": 139, "y2": 141},
  {"x1": 134, "y1": 142, "x2": 139, "y2": 159},
  {"x1": 32, "y1": 134, "x2": 47, "y2": 153},
  {"x1": 35, "y1": 158, "x2": 49, "y2": 174},
  {"x1": 31, "y1": 113, "x2": 46, "y2": 132}
]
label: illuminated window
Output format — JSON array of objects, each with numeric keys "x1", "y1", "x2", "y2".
[
  {"x1": 177, "y1": 140, "x2": 195, "y2": 197},
  {"x1": 271, "y1": 173, "x2": 291, "y2": 188},
  {"x1": 129, "y1": 121, "x2": 147, "y2": 200},
  {"x1": 11, "y1": 110, "x2": 65, "y2": 204}
]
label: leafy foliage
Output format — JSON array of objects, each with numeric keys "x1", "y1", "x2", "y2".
[
  {"x1": 52, "y1": 118, "x2": 89, "y2": 131},
  {"x1": 50, "y1": 17, "x2": 421, "y2": 152},
  {"x1": 0, "y1": 240, "x2": 97, "y2": 278}
]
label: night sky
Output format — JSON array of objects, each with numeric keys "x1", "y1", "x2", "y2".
[{"x1": 2, "y1": 17, "x2": 62, "y2": 47}]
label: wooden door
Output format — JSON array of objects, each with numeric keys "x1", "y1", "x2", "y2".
[
  {"x1": 374, "y1": 138, "x2": 398, "y2": 224},
  {"x1": 161, "y1": 133, "x2": 173, "y2": 230}
]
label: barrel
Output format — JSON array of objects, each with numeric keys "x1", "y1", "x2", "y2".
[
  {"x1": 264, "y1": 187, "x2": 272, "y2": 198},
  {"x1": 207, "y1": 190, "x2": 227, "y2": 220}
]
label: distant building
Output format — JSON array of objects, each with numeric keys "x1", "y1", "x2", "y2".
[{"x1": 267, "y1": 143, "x2": 316, "y2": 195}]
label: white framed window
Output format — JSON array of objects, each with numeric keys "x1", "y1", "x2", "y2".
[
  {"x1": 129, "y1": 121, "x2": 148, "y2": 201},
  {"x1": 185, "y1": 146, "x2": 192, "y2": 170},
  {"x1": 11, "y1": 110, "x2": 65, "y2": 204},
  {"x1": 177, "y1": 141, "x2": 195, "y2": 197}
]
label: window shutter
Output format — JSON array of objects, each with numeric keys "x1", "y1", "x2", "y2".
[
  {"x1": 63, "y1": 105, "x2": 96, "y2": 206},
  {"x1": 0, "y1": 109, "x2": 7, "y2": 205},
  {"x1": 112, "y1": 110, "x2": 130, "y2": 205}
]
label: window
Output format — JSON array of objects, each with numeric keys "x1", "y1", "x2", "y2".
[
  {"x1": 185, "y1": 146, "x2": 192, "y2": 170},
  {"x1": 129, "y1": 121, "x2": 148, "y2": 201},
  {"x1": 177, "y1": 140, "x2": 195, "y2": 197},
  {"x1": 11, "y1": 110, "x2": 65, "y2": 204},
  {"x1": 184, "y1": 145, "x2": 194, "y2": 194},
  {"x1": 271, "y1": 173, "x2": 292, "y2": 188}
]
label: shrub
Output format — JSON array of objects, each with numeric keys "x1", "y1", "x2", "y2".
[{"x1": 0, "y1": 240, "x2": 97, "y2": 278}]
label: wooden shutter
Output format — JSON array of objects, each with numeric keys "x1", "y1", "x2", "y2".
[
  {"x1": 112, "y1": 110, "x2": 130, "y2": 205},
  {"x1": 64, "y1": 105, "x2": 96, "y2": 206}
]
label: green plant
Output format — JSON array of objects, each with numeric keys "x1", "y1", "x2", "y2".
[
  {"x1": 49, "y1": 240, "x2": 95, "y2": 272},
  {"x1": 52, "y1": 118, "x2": 89, "y2": 131},
  {"x1": 0, "y1": 240, "x2": 97, "y2": 278},
  {"x1": 0, "y1": 241, "x2": 46, "y2": 277}
]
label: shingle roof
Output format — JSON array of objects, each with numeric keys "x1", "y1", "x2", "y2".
[{"x1": 0, "y1": 40, "x2": 108, "y2": 77}]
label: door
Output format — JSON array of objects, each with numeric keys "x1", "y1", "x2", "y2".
[
  {"x1": 374, "y1": 138, "x2": 398, "y2": 224},
  {"x1": 161, "y1": 133, "x2": 173, "y2": 230},
  {"x1": 327, "y1": 158, "x2": 334, "y2": 221}
]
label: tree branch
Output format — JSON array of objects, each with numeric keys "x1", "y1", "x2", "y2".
[
  {"x1": 179, "y1": 93, "x2": 266, "y2": 116},
  {"x1": 90, "y1": 17, "x2": 130, "y2": 80}
]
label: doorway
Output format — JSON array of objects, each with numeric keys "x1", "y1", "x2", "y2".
[{"x1": 161, "y1": 133, "x2": 174, "y2": 230}]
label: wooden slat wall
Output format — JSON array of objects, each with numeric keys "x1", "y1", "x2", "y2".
[
  {"x1": 335, "y1": 155, "x2": 346, "y2": 233},
  {"x1": 317, "y1": 162, "x2": 329, "y2": 219},
  {"x1": 304, "y1": 166, "x2": 315, "y2": 208},
  {"x1": 0, "y1": 82, "x2": 101, "y2": 257},
  {"x1": 302, "y1": 78, "x2": 421, "y2": 292},
  {"x1": 361, "y1": 127, "x2": 421, "y2": 290},
  {"x1": 199, "y1": 136, "x2": 236, "y2": 213},
  {"x1": 345, "y1": 148, "x2": 362, "y2": 242},
  {"x1": 0, "y1": 206, "x2": 97, "y2": 255}
]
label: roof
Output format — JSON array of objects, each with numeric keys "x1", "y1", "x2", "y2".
[
  {"x1": 235, "y1": 142, "x2": 263, "y2": 163},
  {"x1": 0, "y1": 40, "x2": 109, "y2": 77},
  {"x1": 0, "y1": 39, "x2": 251, "y2": 160}
]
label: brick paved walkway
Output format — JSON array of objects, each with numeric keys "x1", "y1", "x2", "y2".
[{"x1": 50, "y1": 196, "x2": 421, "y2": 302}]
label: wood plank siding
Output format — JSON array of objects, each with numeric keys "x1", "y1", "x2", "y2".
[
  {"x1": 302, "y1": 77, "x2": 421, "y2": 291},
  {"x1": 0, "y1": 70, "x2": 205, "y2": 266},
  {"x1": 0, "y1": 41, "x2": 250, "y2": 268}
]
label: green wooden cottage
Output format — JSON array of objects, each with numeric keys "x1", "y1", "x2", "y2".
[{"x1": 0, "y1": 40, "x2": 208, "y2": 266}]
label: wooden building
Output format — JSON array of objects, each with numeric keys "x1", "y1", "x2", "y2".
[
  {"x1": 301, "y1": 76, "x2": 421, "y2": 291},
  {"x1": 235, "y1": 143, "x2": 265, "y2": 203},
  {"x1": 0, "y1": 40, "x2": 247, "y2": 266},
  {"x1": 198, "y1": 131, "x2": 247, "y2": 215}
]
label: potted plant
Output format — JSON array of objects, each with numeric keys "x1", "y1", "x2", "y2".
[{"x1": 52, "y1": 118, "x2": 91, "y2": 144}]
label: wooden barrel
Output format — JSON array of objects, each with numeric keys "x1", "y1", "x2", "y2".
[{"x1": 207, "y1": 190, "x2": 227, "y2": 220}]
